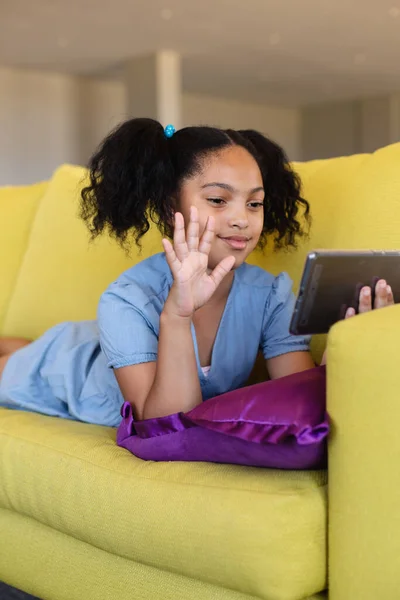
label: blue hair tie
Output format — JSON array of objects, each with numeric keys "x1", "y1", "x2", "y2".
[{"x1": 164, "y1": 124, "x2": 176, "y2": 138}]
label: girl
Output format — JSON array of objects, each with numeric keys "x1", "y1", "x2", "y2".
[{"x1": 0, "y1": 119, "x2": 393, "y2": 425}]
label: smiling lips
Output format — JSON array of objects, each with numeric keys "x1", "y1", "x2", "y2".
[{"x1": 218, "y1": 235, "x2": 250, "y2": 250}]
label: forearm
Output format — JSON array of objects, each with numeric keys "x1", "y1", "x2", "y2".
[{"x1": 142, "y1": 309, "x2": 202, "y2": 419}]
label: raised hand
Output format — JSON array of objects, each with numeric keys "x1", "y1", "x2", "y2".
[{"x1": 162, "y1": 207, "x2": 235, "y2": 318}]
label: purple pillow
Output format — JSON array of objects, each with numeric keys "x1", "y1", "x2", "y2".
[{"x1": 117, "y1": 366, "x2": 329, "y2": 470}]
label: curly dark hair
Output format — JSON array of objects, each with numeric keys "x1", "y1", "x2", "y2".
[{"x1": 80, "y1": 118, "x2": 310, "y2": 250}]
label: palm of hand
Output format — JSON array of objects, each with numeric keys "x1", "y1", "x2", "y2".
[
  {"x1": 173, "y1": 253, "x2": 220, "y2": 313},
  {"x1": 162, "y1": 207, "x2": 235, "y2": 318}
]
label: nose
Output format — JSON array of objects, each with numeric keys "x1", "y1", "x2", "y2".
[{"x1": 227, "y1": 208, "x2": 249, "y2": 230}]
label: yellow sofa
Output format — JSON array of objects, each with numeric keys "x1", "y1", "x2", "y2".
[{"x1": 1, "y1": 144, "x2": 400, "y2": 600}]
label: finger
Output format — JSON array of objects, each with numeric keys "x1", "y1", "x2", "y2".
[
  {"x1": 374, "y1": 279, "x2": 389, "y2": 309},
  {"x1": 162, "y1": 238, "x2": 181, "y2": 277},
  {"x1": 209, "y1": 255, "x2": 235, "y2": 288},
  {"x1": 187, "y1": 206, "x2": 199, "y2": 252},
  {"x1": 345, "y1": 307, "x2": 356, "y2": 319},
  {"x1": 173, "y1": 212, "x2": 189, "y2": 261},
  {"x1": 198, "y1": 216, "x2": 215, "y2": 255},
  {"x1": 387, "y1": 285, "x2": 395, "y2": 305},
  {"x1": 358, "y1": 286, "x2": 372, "y2": 313}
]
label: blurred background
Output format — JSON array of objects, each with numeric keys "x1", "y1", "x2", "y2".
[{"x1": 2, "y1": 0, "x2": 400, "y2": 185}]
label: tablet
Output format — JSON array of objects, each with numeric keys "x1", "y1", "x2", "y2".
[{"x1": 289, "y1": 250, "x2": 400, "y2": 335}]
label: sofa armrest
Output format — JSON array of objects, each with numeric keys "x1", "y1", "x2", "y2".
[{"x1": 326, "y1": 304, "x2": 400, "y2": 600}]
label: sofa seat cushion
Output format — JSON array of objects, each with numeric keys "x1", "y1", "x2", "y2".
[{"x1": 0, "y1": 408, "x2": 327, "y2": 600}]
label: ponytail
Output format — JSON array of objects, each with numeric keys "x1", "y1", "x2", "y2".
[{"x1": 81, "y1": 118, "x2": 175, "y2": 246}]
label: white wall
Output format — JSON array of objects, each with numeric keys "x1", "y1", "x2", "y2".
[
  {"x1": 2, "y1": 66, "x2": 400, "y2": 186},
  {"x1": 76, "y1": 77, "x2": 127, "y2": 165},
  {"x1": 301, "y1": 95, "x2": 400, "y2": 161},
  {"x1": 360, "y1": 97, "x2": 391, "y2": 154},
  {"x1": 301, "y1": 101, "x2": 359, "y2": 161},
  {"x1": 389, "y1": 93, "x2": 400, "y2": 144},
  {"x1": 0, "y1": 66, "x2": 301, "y2": 185},
  {"x1": 0, "y1": 67, "x2": 127, "y2": 185},
  {"x1": 0, "y1": 67, "x2": 81, "y2": 185},
  {"x1": 183, "y1": 94, "x2": 301, "y2": 159}
]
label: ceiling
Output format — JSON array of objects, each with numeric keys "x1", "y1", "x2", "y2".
[{"x1": 2, "y1": 0, "x2": 400, "y2": 107}]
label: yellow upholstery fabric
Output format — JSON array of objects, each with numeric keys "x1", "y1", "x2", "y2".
[
  {"x1": 0, "y1": 510, "x2": 257, "y2": 600},
  {"x1": 0, "y1": 408, "x2": 327, "y2": 600},
  {"x1": 0, "y1": 510, "x2": 327, "y2": 600},
  {"x1": 2, "y1": 165, "x2": 163, "y2": 339},
  {"x1": 327, "y1": 304, "x2": 400, "y2": 600},
  {"x1": 2, "y1": 142, "x2": 400, "y2": 599},
  {"x1": 0, "y1": 181, "x2": 47, "y2": 333}
]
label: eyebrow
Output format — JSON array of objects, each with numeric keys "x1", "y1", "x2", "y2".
[{"x1": 201, "y1": 182, "x2": 264, "y2": 194}]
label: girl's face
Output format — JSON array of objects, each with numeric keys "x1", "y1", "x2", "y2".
[{"x1": 178, "y1": 146, "x2": 265, "y2": 270}]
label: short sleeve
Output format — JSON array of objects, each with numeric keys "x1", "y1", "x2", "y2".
[
  {"x1": 97, "y1": 283, "x2": 159, "y2": 369},
  {"x1": 261, "y1": 272, "x2": 310, "y2": 360}
]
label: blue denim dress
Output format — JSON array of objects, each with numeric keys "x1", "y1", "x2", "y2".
[{"x1": 0, "y1": 253, "x2": 310, "y2": 426}]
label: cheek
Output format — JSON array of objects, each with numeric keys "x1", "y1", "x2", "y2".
[
  {"x1": 252, "y1": 211, "x2": 264, "y2": 235},
  {"x1": 178, "y1": 205, "x2": 191, "y2": 224},
  {"x1": 180, "y1": 205, "x2": 210, "y2": 238},
  {"x1": 196, "y1": 206, "x2": 215, "y2": 236}
]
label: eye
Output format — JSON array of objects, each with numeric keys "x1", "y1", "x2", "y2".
[
  {"x1": 248, "y1": 201, "x2": 264, "y2": 209},
  {"x1": 207, "y1": 198, "x2": 226, "y2": 206}
]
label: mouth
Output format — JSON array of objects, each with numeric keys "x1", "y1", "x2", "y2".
[{"x1": 218, "y1": 235, "x2": 251, "y2": 250}]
